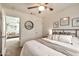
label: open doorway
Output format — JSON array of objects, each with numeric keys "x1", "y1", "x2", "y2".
[
  {"x1": 5, "y1": 16, "x2": 21, "y2": 56},
  {"x1": 6, "y1": 16, "x2": 20, "y2": 40}
]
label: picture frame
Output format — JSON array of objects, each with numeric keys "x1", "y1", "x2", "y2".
[
  {"x1": 53, "y1": 21, "x2": 59, "y2": 28},
  {"x1": 60, "y1": 17, "x2": 70, "y2": 26},
  {"x1": 72, "y1": 17, "x2": 79, "y2": 27}
]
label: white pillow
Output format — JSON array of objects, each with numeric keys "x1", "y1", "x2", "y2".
[
  {"x1": 72, "y1": 37, "x2": 79, "y2": 46},
  {"x1": 52, "y1": 35, "x2": 59, "y2": 41},
  {"x1": 48, "y1": 35, "x2": 52, "y2": 39},
  {"x1": 59, "y1": 35, "x2": 72, "y2": 44}
]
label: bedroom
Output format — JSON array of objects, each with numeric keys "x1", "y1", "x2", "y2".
[{"x1": 0, "y1": 3, "x2": 79, "y2": 56}]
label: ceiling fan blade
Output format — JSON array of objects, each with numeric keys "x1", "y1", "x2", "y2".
[
  {"x1": 27, "y1": 6, "x2": 38, "y2": 9},
  {"x1": 45, "y1": 3, "x2": 48, "y2": 5},
  {"x1": 49, "y1": 8, "x2": 53, "y2": 11}
]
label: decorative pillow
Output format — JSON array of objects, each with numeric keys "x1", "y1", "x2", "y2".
[
  {"x1": 52, "y1": 35, "x2": 59, "y2": 41},
  {"x1": 59, "y1": 35, "x2": 72, "y2": 44}
]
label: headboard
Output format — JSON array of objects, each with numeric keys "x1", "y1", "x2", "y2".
[{"x1": 52, "y1": 29, "x2": 79, "y2": 37}]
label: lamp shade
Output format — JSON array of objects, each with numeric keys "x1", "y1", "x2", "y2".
[{"x1": 49, "y1": 29, "x2": 52, "y2": 35}]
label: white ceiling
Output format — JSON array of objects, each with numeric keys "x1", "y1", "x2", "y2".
[{"x1": 1, "y1": 3, "x2": 79, "y2": 15}]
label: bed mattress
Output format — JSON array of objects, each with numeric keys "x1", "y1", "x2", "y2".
[
  {"x1": 20, "y1": 40, "x2": 66, "y2": 56},
  {"x1": 37, "y1": 38, "x2": 79, "y2": 56}
]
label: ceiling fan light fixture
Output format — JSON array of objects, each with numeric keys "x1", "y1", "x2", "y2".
[{"x1": 38, "y1": 6, "x2": 45, "y2": 11}]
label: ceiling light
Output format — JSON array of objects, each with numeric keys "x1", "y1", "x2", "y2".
[
  {"x1": 63, "y1": 18, "x2": 68, "y2": 20},
  {"x1": 38, "y1": 6, "x2": 45, "y2": 11}
]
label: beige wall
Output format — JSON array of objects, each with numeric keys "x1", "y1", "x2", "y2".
[
  {"x1": 21, "y1": 13, "x2": 42, "y2": 46},
  {"x1": 2, "y1": 7, "x2": 42, "y2": 47},
  {"x1": 42, "y1": 4, "x2": 79, "y2": 36}
]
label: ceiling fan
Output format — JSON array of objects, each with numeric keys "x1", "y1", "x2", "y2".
[{"x1": 27, "y1": 3, "x2": 54, "y2": 14}]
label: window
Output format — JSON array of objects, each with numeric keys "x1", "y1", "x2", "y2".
[{"x1": 6, "y1": 16, "x2": 20, "y2": 39}]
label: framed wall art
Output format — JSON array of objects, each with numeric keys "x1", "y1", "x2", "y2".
[
  {"x1": 60, "y1": 17, "x2": 70, "y2": 26},
  {"x1": 24, "y1": 21, "x2": 34, "y2": 30},
  {"x1": 72, "y1": 17, "x2": 79, "y2": 27},
  {"x1": 53, "y1": 21, "x2": 59, "y2": 28}
]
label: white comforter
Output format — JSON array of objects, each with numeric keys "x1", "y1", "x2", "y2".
[
  {"x1": 20, "y1": 40, "x2": 66, "y2": 56},
  {"x1": 42, "y1": 38, "x2": 79, "y2": 56}
]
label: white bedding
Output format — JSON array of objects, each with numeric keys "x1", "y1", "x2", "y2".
[
  {"x1": 20, "y1": 40, "x2": 66, "y2": 56},
  {"x1": 42, "y1": 38, "x2": 79, "y2": 56}
]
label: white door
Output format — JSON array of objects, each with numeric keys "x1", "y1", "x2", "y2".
[
  {"x1": 2, "y1": 9, "x2": 6, "y2": 56},
  {"x1": 0, "y1": 11, "x2": 2, "y2": 56}
]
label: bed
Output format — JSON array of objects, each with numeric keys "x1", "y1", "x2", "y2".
[
  {"x1": 20, "y1": 29, "x2": 79, "y2": 56},
  {"x1": 20, "y1": 40, "x2": 66, "y2": 56},
  {"x1": 36, "y1": 38, "x2": 79, "y2": 56},
  {"x1": 36, "y1": 29, "x2": 79, "y2": 56}
]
